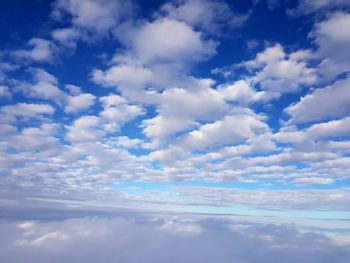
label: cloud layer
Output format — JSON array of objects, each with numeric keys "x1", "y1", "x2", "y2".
[{"x1": 1, "y1": 213, "x2": 349, "y2": 263}]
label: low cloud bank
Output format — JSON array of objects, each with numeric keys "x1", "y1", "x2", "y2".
[{"x1": 1, "y1": 213, "x2": 349, "y2": 263}]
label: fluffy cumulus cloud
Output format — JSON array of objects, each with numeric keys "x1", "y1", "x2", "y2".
[
  {"x1": 310, "y1": 12, "x2": 350, "y2": 81},
  {"x1": 15, "y1": 69, "x2": 67, "y2": 102},
  {"x1": 93, "y1": 65, "x2": 153, "y2": 88},
  {"x1": 116, "y1": 136, "x2": 142, "y2": 148},
  {"x1": 141, "y1": 80, "x2": 227, "y2": 142},
  {"x1": 179, "y1": 111, "x2": 268, "y2": 150},
  {"x1": 93, "y1": 9, "x2": 217, "y2": 103},
  {"x1": 140, "y1": 79, "x2": 272, "y2": 148},
  {"x1": 12, "y1": 69, "x2": 96, "y2": 114},
  {"x1": 217, "y1": 80, "x2": 272, "y2": 104},
  {"x1": 5, "y1": 123, "x2": 60, "y2": 152},
  {"x1": 51, "y1": 0, "x2": 133, "y2": 37},
  {"x1": 160, "y1": 0, "x2": 251, "y2": 33},
  {"x1": 1, "y1": 103, "x2": 55, "y2": 118},
  {"x1": 244, "y1": 44, "x2": 317, "y2": 94},
  {"x1": 65, "y1": 93, "x2": 96, "y2": 113},
  {"x1": 128, "y1": 18, "x2": 216, "y2": 65},
  {"x1": 65, "y1": 115, "x2": 103, "y2": 142},
  {"x1": 99, "y1": 94, "x2": 145, "y2": 132},
  {"x1": 12, "y1": 38, "x2": 58, "y2": 63},
  {"x1": 285, "y1": 76, "x2": 350, "y2": 124}
]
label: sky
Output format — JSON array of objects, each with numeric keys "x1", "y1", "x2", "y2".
[{"x1": 1, "y1": 0, "x2": 350, "y2": 261}]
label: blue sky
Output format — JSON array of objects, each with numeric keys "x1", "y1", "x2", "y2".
[{"x1": 1, "y1": 0, "x2": 350, "y2": 230}]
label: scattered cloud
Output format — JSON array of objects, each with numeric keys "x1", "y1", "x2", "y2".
[
  {"x1": 65, "y1": 115, "x2": 103, "y2": 142},
  {"x1": 99, "y1": 94, "x2": 145, "y2": 132},
  {"x1": 179, "y1": 111, "x2": 268, "y2": 151},
  {"x1": 310, "y1": 12, "x2": 350, "y2": 81},
  {"x1": 285, "y1": 76, "x2": 350, "y2": 124},
  {"x1": 51, "y1": 28, "x2": 79, "y2": 49},
  {"x1": 1, "y1": 103, "x2": 55, "y2": 118},
  {"x1": 65, "y1": 93, "x2": 96, "y2": 114},
  {"x1": 244, "y1": 44, "x2": 317, "y2": 94},
  {"x1": 51, "y1": 0, "x2": 134, "y2": 38},
  {"x1": 15, "y1": 69, "x2": 66, "y2": 103},
  {"x1": 12, "y1": 38, "x2": 58, "y2": 63},
  {"x1": 160, "y1": 0, "x2": 251, "y2": 34},
  {"x1": 290, "y1": 0, "x2": 350, "y2": 15},
  {"x1": 0, "y1": 85, "x2": 11, "y2": 98}
]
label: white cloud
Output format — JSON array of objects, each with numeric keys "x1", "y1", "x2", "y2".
[
  {"x1": 251, "y1": 150, "x2": 337, "y2": 165},
  {"x1": 16, "y1": 69, "x2": 67, "y2": 103},
  {"x1": 13, "y1": 38, "x2": 57, "y2": 63},
  {"x1": 285, "y1": 76, "x2": 350, "y2": 124},
  {"x1": 65, "y1": 115, "x2": 104, "y2": 142},
  {"x1": 160, "y1": 0, "x2": 251, "y2": 34},
  {"x1": 0, "y1": 85, "x2": 11, "y2": 98},
  {"x1": 310, "y1": 12, "x2": 350, "y2": 81},
  {"x1": 1, "y1": 103, "x2": 55, "y2": 118},
  {"x1": 51, "y1": 28, "x2": 79, "y2": 48},
  {"x1": 159, "y1": 83, "x2": 225, "y2": 119},
  {"x1": 178, "y1": 186, "x2": 350, "y2": 210},
  {"x1": 314, "y1": 156, "x2": 350, "y2": 169},
  {"x1": 180, "y1": 112, "x2": 268, "y2": 150},
  {"x1": 292, "y1": 177, "x2": 335, "y2": 185},
  {"x1": 31, "y1": 68, "x2": 58, "y2": 84},
  {"x1": 92, "y1": 64, "x2": 160, "y2": 104},
  {"x1": 65, "y1": 93, "x2": 96, "y2": 114},
  {"x1": 1, "y1": 215, "x2": 349, "y2": 263},
  {"x1": 244, "y1": 44, "x2": 317, "y2": 93},
  {"x1": 277, "y1": 117, "x2": 350, "y2": 145},
  {"x1": 116, "y1": 136, "x2": 142, "y2": 149},
  {"x1": 313, "y1": 13, "x2": 350, "y2": 44},
  {"x1": 92, "y1": 9, "x2": 218, "y2": 104},
  {"x1": 52, "y1": 0, "x2": 133, "y2": 37},
  {"x1": 15, "y1": 69, "x2": 96, "y2": 114},
  {"x1": 218, "y1": 80, "x2": 277, "y2": 104},
  {"x1": 6, "y1": 123, "x2": 60, "y2": 152},
  {"x1": 290, "y1": 0, "x2": 350, "y2": 15},
  {"x1": 141, "y1": 80, "x2": 228, "y2": 143},
  {"x1": 306, "y1": 117, "x2": 350, "y2": 140},
  {"x1": 142, "y1": 115, "x2": 196, "y2": 143},
  {"x1": 65, "y1": 84, "x2": 81, "y2": 95},
  {"x1": 99, "y1": 94, "x2": 145, "y2": 132},
  {"x1": 0, "y1": 124, "x2": 16, "y2": 136},
  {"x1": 128, "y1": 18, "x2": 217, "y2": 65},
  {"x1": 2, "y1": 0, "x2": 350, "y2": 218},
  {"x1": 92, "y1": 65, "x2": 153, "y2": 89},
  {"x1": 192, "y1": 133, "x2": 277, "y2": 162}
]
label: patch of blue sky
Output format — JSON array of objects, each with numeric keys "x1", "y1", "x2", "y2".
[
  {"x1": 113, "y1": 180, "x2": 350, "y2": 192},
  {"x1": 113, "y1": 181, "x2": 261, "y2": 192}
]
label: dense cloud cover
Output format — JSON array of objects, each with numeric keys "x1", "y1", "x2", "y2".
[{"x1": 1, "y1": 213, "x2": 350, "y2": 263}]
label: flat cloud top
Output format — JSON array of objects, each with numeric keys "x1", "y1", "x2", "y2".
[{"x1": 1, "y1": 213, "x2": 350, "y2": 263}]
